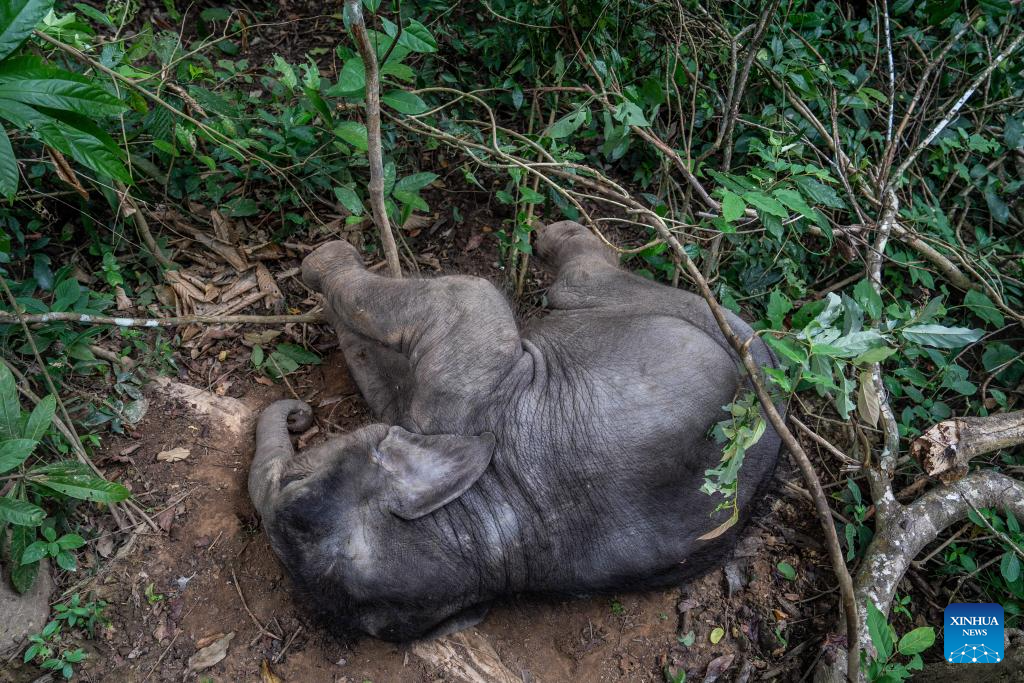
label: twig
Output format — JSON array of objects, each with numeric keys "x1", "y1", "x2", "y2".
[
  {"x1": 889, "y1": 29, "x2": 1024, "y2": 188},
  {"x1": 114, "y1": 181, "x2": 176, "y2": 269},
  {"x1": 720, "y1": 0, "x2": 779, "y2": 171},
  {"x1": 881, "y1": 0, "x2": 895, "y2": 146},
  {"x1": 232, "y1": 567, "x2": 281, "y2": 642},
  {"x1": 272, "y1": 626, "x2": 303, "y2": 664},
  {"x1": 789, "y1": 416, "x2": 860, "y2": 467},
  {"x1": 345, "y1": 0, "x2": 402, "y2": 278},
  {"x1": 0, "y1": 310, "x2": 324, "y2": 327}
]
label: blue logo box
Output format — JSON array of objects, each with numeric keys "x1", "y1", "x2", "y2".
[{"x1": 943, "y1": 603, "x2": 1004, "y2": 663}]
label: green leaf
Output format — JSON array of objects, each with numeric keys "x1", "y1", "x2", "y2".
[
  {"x1": 56, "y1": 549, "x2": 76, "y2": 571},
  {"x1": 30, "y1": 472, "x2": 131, "y2": 502},
  {"x1": 897, "y1": 627, "x2": 935, "y2": 656},
  {"x1": 545, "y1": 107, "x2": 587, "y2": 139},
  {"x1": 1001, "y1": 552, "x2": 1021, "y2": 583},
  {"x1": 901, "y1": 325, "x2": 984, "y2": 349},
  {"x1": 382, "y1": 17, "x2": 437, "y2": 53},
  {"x1": 720, "y1": 191, "x2": 746, "y2": 222},
  {"x1": 56, "y1": 533, "x2": 84, "y2": 550},
  {"x1": 333, "y1": 185, "x2": 364, "y2": 216},
  {"x1": 330, "y1": 57, "x2": 365, "y2": 94},
  {"x1": 772, "y1": 188, "x2": 816, "y2": 219},
  {"x1": 794, "y1": 176, "x2": 845, "y2": 209},
  {"x1": 394, "y1": 172, "x2": 438, "y2": 193},
  {"x1": 866, "y1": 600, "x2": 894, "y2": 660},
  {"x1": 852, "y1": 279, "x2": 883, "y2": 319},
  {"x1": 854, "y1": 346, "x2": 897, "y2": 364},
  {"x1": 0, "y1": 124, "x2": 16, "y2": 197},
  {"x1": 20, "y1": 539, "x2": 48, "y2": 564},
  {"x1": 10, "y1": 524, "x2": 39, "y2": 592},
  {"x1": 334, "y1": 120, "x2": 368, "y2": 151},
  {"x1": 0, "y1": 0, "x2": 54, "y2": 61},
  {"x1": 222, "y1": 197, "x2": 259, "y2": 217},
  {"x1": 381, "y1": 90, "x2": 427, "y2": 115},
  {"x1": 742, "y1": 191, "x2": 787, "y2": 218},
  {"x1": 776, "y1": 561, "x2": 796, "y2": 580},
  {"x1": 0, "y1": 99, "x2": 129, "y2": 182},
  {"x1": 519, "y1": 186, "x2": 544, "y2": 204},
  {"x1": 0, "y1": 363, "x2": 20, "y2": 438},
  {"x1": 275, "y1": 343, "x2": 320, "y2": 366},
  {"x1": 0, "y1": 496, "x2": 45, "y2": 525},
  {"x1": 964, "y1": 290, "x2": 1005, "y2": 328},
  {"x1": 272, "y1": 54, "x2": 297, "y2": 89},
  {"x1": 766, "y1": 290, "x2": 792, "y2": 329},
  {"x1": 0, "y1": 79, "x2": 125, "y2": 116},
  {"x1": 0, "y1": 438, "x2": 37, "y2": 474},
  {"x1": 23, "y1": 394, "x2": 55, "y2": 441},
  {"x1": 709, "y1": 627, "x2": 725, "y2": 644},
  {"x1": 613, "y1": 101, "x2": 648, "y2": 127},
  {"x1": 52, "y1": 276, "x2": 80, "y2": 310},
  {"x1": 765, "y1": 335, "x2": 807, "y2": 365}
]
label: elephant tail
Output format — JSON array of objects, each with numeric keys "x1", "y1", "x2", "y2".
[{"x1": 249, "y1": 399, "x2": 313, "y2": 520}]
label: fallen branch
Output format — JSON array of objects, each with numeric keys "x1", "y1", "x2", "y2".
[
  {"x1": 345, "y1": 0, "x2": 402, "y2": 278},
  {"x1": 815, "y1": 469, "x2": 1024, "y2": 683},
  {"x1": 911, "y1": 410, "x2": 1024, "y2": 482},
  {"x1": 0, "y1": 310, "x2": 324, "y2": 327}
]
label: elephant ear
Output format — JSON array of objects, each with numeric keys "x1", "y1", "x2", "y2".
[{"x1": 375, "y1": 426, "x2": 495, "y2": 520}]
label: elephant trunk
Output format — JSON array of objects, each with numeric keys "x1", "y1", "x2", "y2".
[{"x1": 249, "y1": 399, "x2": 313, "y2": 520}]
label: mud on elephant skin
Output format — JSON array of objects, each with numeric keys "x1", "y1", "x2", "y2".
[{"x1": 249, "y1": 220, "x2": 783, "y2": 642}]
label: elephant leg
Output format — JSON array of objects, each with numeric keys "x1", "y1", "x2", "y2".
[
  {"x1": 536, "y1": 220, "x2": 655, "y2": 309},
  {"x1": 334, "y1": 324, "x2": 411, "y2": 423},
  {"x1": 303, "y1": 241, "x2": 523, "y2": 417}
]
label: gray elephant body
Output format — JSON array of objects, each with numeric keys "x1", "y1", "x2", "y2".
[{"x1": 250, "y1": 222, "x2": 781, "y2": 641}]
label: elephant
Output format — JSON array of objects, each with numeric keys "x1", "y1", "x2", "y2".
[{"x1": 249, "y1": 220, "x2": 782, "y2": 642}]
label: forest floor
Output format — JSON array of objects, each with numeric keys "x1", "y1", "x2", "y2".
[{"x1": 1, "y1": 203, "x2": 834, "y2": 682}]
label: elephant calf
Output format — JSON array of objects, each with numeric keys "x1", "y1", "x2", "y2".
[{"x1": 250, "y1": 221, "x2": 781, "y2": 641}]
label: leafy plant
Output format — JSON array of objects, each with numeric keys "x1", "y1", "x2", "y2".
[
  {"x1": 0, "y1": 0, "x2": 130, "y2": 198},
  {"x1": 862, "y1": 600, "x2": 935, "y2": 682},
  {"x1": 699, "y1": 392, "x2": 766, "y2": 537},
  {"x1": 23, "y1": 594, "x2": 105, "y2": 679},
  {"x1": 0, "y1": 363, "x2": 129, "y2": 592},
  {"x1": 251, "y1": 342, "x2": 321, "y2": 380}
]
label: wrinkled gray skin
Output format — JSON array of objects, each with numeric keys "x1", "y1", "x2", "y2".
[{"x1": 250, "y1": 221, "x2": 782, "y2": 642}]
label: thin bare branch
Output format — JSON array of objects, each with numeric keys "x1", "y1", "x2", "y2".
[{"x1": 345, "y1": 0, "x2": 402, "y2": 278}]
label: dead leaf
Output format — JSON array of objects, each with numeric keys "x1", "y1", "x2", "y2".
[
  {"x1": 156, "y1": 447, "x2": 190, "y2": 463},
  {"x1": 210, "y1": 209, "x2": 236, "y2": 244},
  {"x1": 857, "y1": 371, "x2": 880, "y2": 427},
  {"x1": 120, "y1": 443, "x2": 143, "y2": 457},
  {"x1": 255, "y1": 262, "x2": 285, "y2": 309},
  {"x1": 96, "y1": 535, "x2": 114, "y2": 558},
  {"x1": 696, "y1": 507, "x2": 739, "y2": 541},
  {"x1": 220, "y1": 272, "x2": 258, "y2": 303},
  {"x1": 47, "y1": 147, "x2": 89, "y2": 199},
  {"x1": 243, "y1": 330, "x2": 281, "y2": 346},
  {"x1": 115, "y1": 286, "x2": 133, "y2": 311},
  {"x1": 188, "y1": 632, "x2": 234, "y2": 671},
  {"x1": 155, "y1": 507, "x2": 175, "y2": 532},
  {"x1": 703, "y1": 654, "x2": 735, "y2": 683},
  {"x1": 261, "y1": 660, "x2": 284, "y2": 683},
  {"x1": 464, "y1": 233, "x2": 485, "y2": 252}
]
